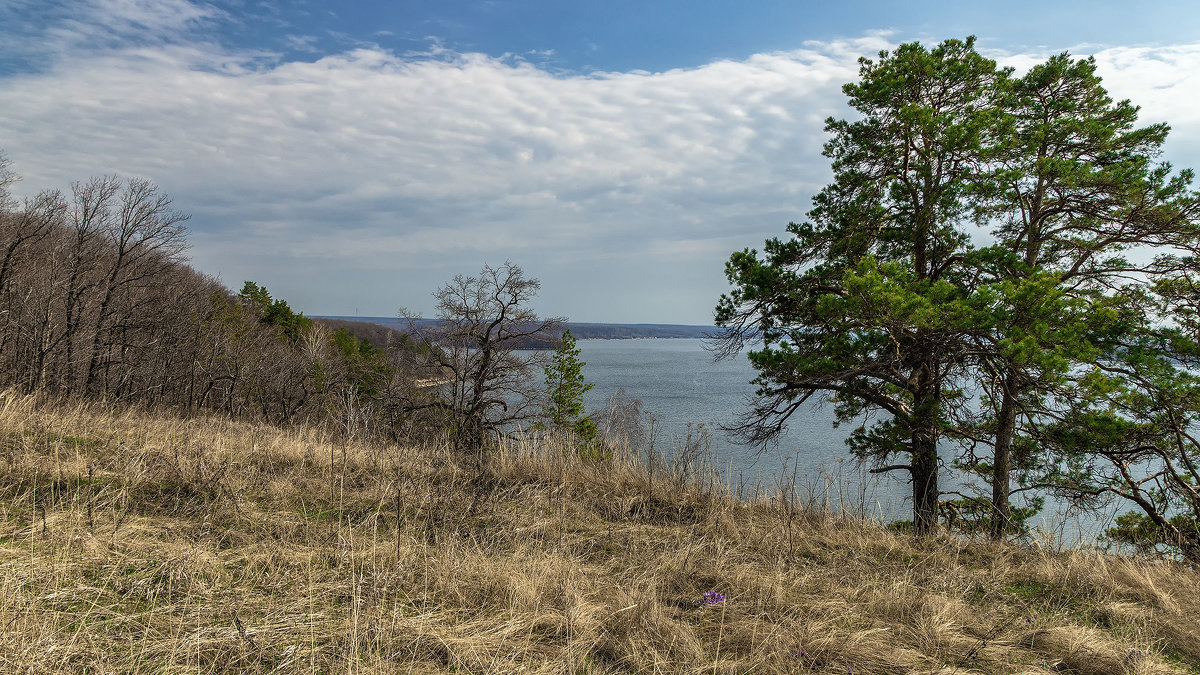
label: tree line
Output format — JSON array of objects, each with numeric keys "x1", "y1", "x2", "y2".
[
  {"x1": 0, "y1": 162, "x2": 417, "y2": 438},
  {"x1": 0, "y1": 159, "x2": 597, "y2": 453},
  {"x1": 715, "y1": 37, "x2": 1200, "y2": 559}
]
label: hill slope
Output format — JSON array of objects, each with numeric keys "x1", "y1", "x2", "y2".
[{"x1": 2, "y1": 392, "x2": 1199, "y2": 673}]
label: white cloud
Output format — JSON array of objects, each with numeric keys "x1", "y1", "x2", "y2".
[
  {"x1": 2, "y1": 5, "x2": 1199, "y2": 322},
  {"x1": 1090, "y1": 44, "x2": 1200, "y2": 127},
  {"x1": 284, "y1": 34, "x2": 321, "y2": 52},
  {"x1": 41, "y1": 0, "x2": 224, "y2": 54},
  {"x1": 89, "y1": 0, "x2": 220, "y2": 32},
  {"x1": 994, "y1": 43, "x2": 1200, "y2": 167}
]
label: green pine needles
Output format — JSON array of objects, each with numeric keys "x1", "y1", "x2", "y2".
[
  {"x1": 544, "y1": 329, "x2": 599, "y2": 451},
  {"x1": 714, "y1": 36, "x2": 1200, "y2": 552}
]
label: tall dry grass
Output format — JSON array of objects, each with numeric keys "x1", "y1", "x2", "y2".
[{"x1": 1, "y1": 390, "x2": 1199, "y2": 673}]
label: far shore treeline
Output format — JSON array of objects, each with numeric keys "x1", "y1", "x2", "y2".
[{"x1": 322, "y1": 316, "x2": 714, "y2": 345}]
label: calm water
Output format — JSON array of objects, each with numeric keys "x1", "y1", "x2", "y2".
[
  {"x1": 577, "y1": 338, "x2": 1116, "y2": 544},
  {"x1": 579, "y1": 338, "x2": 921, "y2": 519}
]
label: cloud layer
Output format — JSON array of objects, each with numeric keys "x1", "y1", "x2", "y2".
[{"x1": 3, "y1": 1, "x2": 1200, "y2": 322}]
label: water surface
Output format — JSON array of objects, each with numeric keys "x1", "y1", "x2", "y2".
[{"x1": 577, "y1": 338, "x2": 1112, "y2": 544}]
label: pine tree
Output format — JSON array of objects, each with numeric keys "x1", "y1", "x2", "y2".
[
  {"x1": 714, "y1": 39, "x2": 1200, "y2": 541},
  {"x1": 965, "y1": 54, "x2": 1199, "y2": 538},
  {"x1": 715, "y1": 37, "x2": 1003, "y2": 534},
  {"x1": 544, "y1": 329, "x2": 597, "y2": 448}
]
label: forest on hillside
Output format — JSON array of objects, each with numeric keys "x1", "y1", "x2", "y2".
[
  {"x1": 0, "y1": 160, "x2": 455, "y2": 440},
  {"x1": 0, "y1": 160, "x2": 600, "y2": 452}
]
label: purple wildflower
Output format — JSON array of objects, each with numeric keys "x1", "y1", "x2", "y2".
[{"x1": 700, "y1": 590, "x2": 726, "y2": 606}]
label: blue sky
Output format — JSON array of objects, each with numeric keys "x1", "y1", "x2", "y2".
[{"x1": 2, "y1": 1, "x2": 1199, "y2": 323}]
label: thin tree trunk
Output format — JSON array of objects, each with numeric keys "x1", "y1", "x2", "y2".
[
  {"x1": 990, "y1": 368, "x2": 1017, "y2": 539},
  {"x1": 911, "y1": 380, "x2": 940, "y2": 536},
  {"x1": 911, "y1": 433, "x2": 939, "y2": 535}
]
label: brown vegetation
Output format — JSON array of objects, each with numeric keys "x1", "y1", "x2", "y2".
[
  {"x1": 3, "y1": 392, "x2": 1200, "y2": 673},
  {"x1": 0, "y1": 160, "x2": 440, "y2": 438}
]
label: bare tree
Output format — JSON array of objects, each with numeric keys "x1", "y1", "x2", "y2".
[
  {"x1": 82, "y1": 177, "x2": 190, "y2": 394},
  {"x1": 405, "y1": 262, "x2": 562, "y2": 452},
  {"x1": 0, "y1": 155, "x2": 508, "y2": 441},
  {"x1": 0, "y1": 191, "x2": 65, "y2": 378},
  {"x1": 59, "y1": 176, "x2": 120, "y2": 391},
  {"x1": 0, "y1": 150, "x2": 16, "y2": 211}
]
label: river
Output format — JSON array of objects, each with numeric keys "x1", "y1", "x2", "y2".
[{"x1": 577, "y1": 338, "x2": 1119, "y2": 546}]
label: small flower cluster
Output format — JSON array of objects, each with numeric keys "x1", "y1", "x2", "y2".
[{"x1": 699, "y1": 590, "x2": 726, "y2": 606}]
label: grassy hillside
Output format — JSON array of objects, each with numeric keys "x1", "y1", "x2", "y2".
[{"x1": 2, "y1": 392, "x2": 1199, "y2": 673}]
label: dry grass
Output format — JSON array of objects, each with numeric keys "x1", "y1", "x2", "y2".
[{"x1": 2, "y1": 391, "x2": 1199, "y2": 674}]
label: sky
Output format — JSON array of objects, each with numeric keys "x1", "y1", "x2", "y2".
[{"x1": 2, "y1": 1, "x2": 1200, "y2": 324}]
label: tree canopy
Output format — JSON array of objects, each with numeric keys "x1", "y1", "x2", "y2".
[
  {"x1": 544, "y1": 329, "x2": 598, "y2": 449},
  {"x1": 402, "y1": 262, "x2": 562, "y2": 453},
  {"x1": 714, "y1": 37, "x2": 1200, "y2": 543}
]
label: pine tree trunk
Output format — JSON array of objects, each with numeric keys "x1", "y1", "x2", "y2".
[
  {"x1": 912, "y1": 432, "x2": 939, "y2": 535},
  {"x1": 911, "y1": 380, "x2": 940, "y2": 536},
  {"x1": 990, "y1": 369, "x2": 1017, "y2": 540}
]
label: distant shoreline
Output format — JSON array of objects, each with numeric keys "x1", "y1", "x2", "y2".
[{"x1": 317, "y1": 316, "x2": 716, "y2": 341}]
